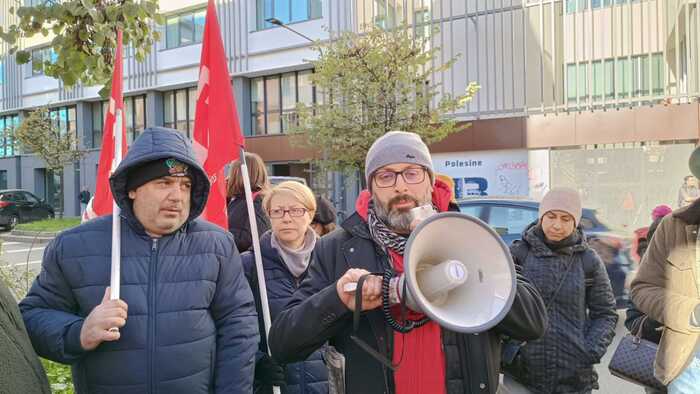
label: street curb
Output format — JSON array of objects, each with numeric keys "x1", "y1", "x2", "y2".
[{"x1": 0, "y1": 231, "x2": 57, "y2": 245}]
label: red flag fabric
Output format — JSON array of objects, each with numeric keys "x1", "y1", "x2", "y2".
[
  {"x1": 193, "y1": 0, "x2": 245, "y2": 229},
  {"x1": 84, "y1": 30, "x2": 127, "y2": 222}
]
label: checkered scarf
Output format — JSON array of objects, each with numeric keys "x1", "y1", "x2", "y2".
[{"x1": 367, "y1": 199, "x2": 408, "y2": 255}]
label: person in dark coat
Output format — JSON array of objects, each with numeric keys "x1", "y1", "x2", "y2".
[
  {"x1": 242, "y1": 181, "x2": 328, "y2": 394},
  {"x1": 310, "y1": 195, "x2": 336, "y2": 237},
  {"x1": 0, "y1": 280, "x2": 50, "y2": 394},
  {"x1": 19, "y1": 127, "x2": 259, "y2": 394},
  {"x1": 228, "y1": 152, "x2": 271, "y2": 253},
  {"x1": 503, "y1": 188, "x2": 618, "y2": 394},
  {"x1": 269, "y1": 131, "x2": 547, "y2": 394}
]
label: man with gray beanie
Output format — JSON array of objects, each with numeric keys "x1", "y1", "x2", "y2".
[
  {"x1": 270, "y1": 131, "x2": 546, "y2": 394},
  {"x1": 20, "y1": 127, "x2": 259, "y2": 393}
]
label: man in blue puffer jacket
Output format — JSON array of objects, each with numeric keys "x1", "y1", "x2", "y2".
[{"x1": 19, "y1": 127, "x2": 259, "y2": 394}]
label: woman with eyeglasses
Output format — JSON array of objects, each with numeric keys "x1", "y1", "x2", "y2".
[{"x1": 240, "y1": 181, "x2": 328, "y2": 394}]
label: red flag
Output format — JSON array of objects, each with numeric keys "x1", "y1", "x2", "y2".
[
  {"x1": 193, "y1": 0, "x2": 245, "y2": 229},
  {"x1": 84, "y1": 30, "x2": 127, "y2": 222}
]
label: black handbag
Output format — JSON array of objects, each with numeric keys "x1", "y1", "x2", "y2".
[{"x1": 608, "y1": 316, "x2": 667, "y2": 392}]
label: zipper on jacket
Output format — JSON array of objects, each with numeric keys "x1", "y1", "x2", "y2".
[{"x1": 148, "y1": 238, "x2": 158, "y2": 394}]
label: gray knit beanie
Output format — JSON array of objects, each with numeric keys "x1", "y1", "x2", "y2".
[
  {"x1": 365, "y1": 131, "x2": 434, "y2": 187},
  {"x1": 539, "y1": 187, "x2": 582, "y2": 226}
]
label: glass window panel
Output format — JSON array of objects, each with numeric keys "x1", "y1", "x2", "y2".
[
  {"x1": 604, "y1": 59, "x2": 615, "y2": 99},
  {"x1": 92, "y1": 102, "x2": 104, "y2": 149},
  {"x1": 592, "y1": 61, "x2": 603, "y2": 101},
  {"x1": 164, "y1": 91, "x2": 175, "y2": 128},
  {"x1": 125, "y1": 98, "x2": 135, "y2": 144},
  {"x1": 166, "y1": 16, "x2": 179, "y2": 49},
  {"x1": 188, "y1": 87, "x2": 197, "y2": 133},
  {"x1": 194, "y1": 11, "x2": 206, "y2": 42},
  {"x1": 282, "y1": 112, "x2": 298, "y2": 132},
  {"x1": 652, "y1": 53, "x2": 664, "y2": 95},
  {"x1": 310, "y1": 0, "x2": 322, "y2": 19},
  {"x1": 578, "y1": 0, "x2": 588, "y2": 11},
  {"x1": 175, "y1": 90, "x2": 188, "y2": 135},
  {"x1": 68, "y1": 107, "x2": 77, "y2": 138},
  {"x1": 256, "y1": 0, "x2": 265, "y2": 30},
  {"x1": 639, "y1": 55, "x2": 649, "y2": 96},
  {"x1": 252, "y1": 113, "x2": 265, "y2": 136},
  {"x1": 251, "y1": 78, "x2": 265, "y2": 113},
  {"x1": 488, "y1": 207, "x2": 539, "y2": 236},
  {"x1": 566, "y1": 0, "x2": 576, "y2": 14},
  {"x1": 281, "y1": 73, "x2": 296, "y2": 110},
  {"x1": 291, "y1": 0, "x2": 309, "y2": 22},
  {"x1": 264, "y1": 0, "x2": 274, "y2": 28},
  {"x1": 134, "y1": 96, "x2": 145, "y2": 133},
  {"x1": 375, "y1": 0, "x2": 387, "y2": 28},
  {"x1": 566, "y1": 64, "x2": 577, "y2": 102},
  {"x1": 267, "y1": 112, "x2": 281, "y2": 134},
  {"x1": 179, "y1": 13, "x2": 195, "y2": 46},
  {"x1": 187, "y1": 87, "x2": 197, "y2": 122},
  {"x1": 274, "y1": 0, "x2": 291, "y2": 23},
  {"x1": 591, "y1": 0, "x2": 602, "y2": 8},
  {"x1": 297, "y1": 70, "x2": 314, "y2": 105},
  {"x1": 578, "y1": 63, "x2": 588, "y2": 100},
  {"x1": 616, "y1": 58, "x2": 630, "y2": 98},
  {"x1": 266, "y1": 76, "x2": 281, "y2": 112}
]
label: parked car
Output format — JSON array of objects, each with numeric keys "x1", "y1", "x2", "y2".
[
  {"x1": 457, "y1": 197, "x2": 633, "y2": 308},
  {"x1": 0, "y1": 189, "x2": 55, "y2": 230}
]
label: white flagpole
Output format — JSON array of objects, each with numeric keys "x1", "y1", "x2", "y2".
[
  {"x1": 239, "y1": 147, "x2": 280, "y2": 394},
  {"x1": 109, "y1": 108, "x2": 123, "y2": 307}
]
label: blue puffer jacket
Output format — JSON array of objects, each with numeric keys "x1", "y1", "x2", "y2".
[
  {"x1": 241, "y1": 232, "x2": 328, "y2": 394},
  {"x1": 19, "y1": 127, "x2": 259, "y2": 394}
]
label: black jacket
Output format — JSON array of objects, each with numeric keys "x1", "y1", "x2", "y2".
[
  {"x1": 228, "y1": 194, "x2": 271, "y2": 253},
  {"x1": 241, "y1": 232, "x2": 328, "y2": 394},
  {"x1": 269, "y1": 212, "x2": 547, "y2": 394},
  {"x1": 509, "y1": 224, "x2": 618, "y2": 393}
]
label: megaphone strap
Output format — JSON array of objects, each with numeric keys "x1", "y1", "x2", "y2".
[{"x1": 350, "y1": 272, "x2": 397, "y2": 371}]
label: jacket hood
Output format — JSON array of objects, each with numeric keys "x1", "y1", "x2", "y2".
[
  {"x1": 673, "y1": 196, "x2": 700, "y2": 224},
  {"x1": 109, "y1": 127, "x2": 210, "y2": 230}
]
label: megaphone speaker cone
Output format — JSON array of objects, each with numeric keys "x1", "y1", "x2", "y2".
[{"x1": 404, "y1": 212, "x2": 517, "y2": 333}]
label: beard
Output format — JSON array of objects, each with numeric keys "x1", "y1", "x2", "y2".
[{"x1": 374, "y1": 193, "x2": 426, "y2": 234}]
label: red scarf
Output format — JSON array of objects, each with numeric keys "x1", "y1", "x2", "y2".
[{"x1": 355, "y1": 180, "x2": 452, "y2": 394}]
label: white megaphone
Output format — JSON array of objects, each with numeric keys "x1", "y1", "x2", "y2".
[{"x1": 394, "y1": 211, "x2": 517, "y2": 333}]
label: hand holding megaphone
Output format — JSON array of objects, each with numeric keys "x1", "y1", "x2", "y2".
[{"x1": 336, "y1": 269, "x2": 383, "y2": 311}]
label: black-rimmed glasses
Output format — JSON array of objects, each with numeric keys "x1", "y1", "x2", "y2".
[
  {"x1": 269, "y1": 207, "x2": 308, "y2": 219},
  {"x1": 373, "y1": 167, "x2": 426, "y2": 188}
]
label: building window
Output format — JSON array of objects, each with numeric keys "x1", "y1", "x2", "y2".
[
  {"x1": 256, "y1": 0, "x2": 322, "y2": 30},
  {"x1": 0, "y1": 170, "x2": 6, "y2": 189},
  {"x1": 567, "y1": 0, "x2": 631, "y2": 13},
  {"x1": 567, "y1": 52, "x2": 663, "y2": 104},
  {"x1": 414, "y1": 9, "x2": 430, "y2": 39},
  {"x1": 91, "y1": 101, "x2": 109, "y2": 149},
  {"x1": 165, "y1": 9, "x2": 206, "y2": 49},
  {"x1": 91, "y1": 96, "x2": 146, "y2": 147},
  {"x1": 29, "y1": 47, "x2": 57, "y2": 77},
  {"x1": 24, "y1": 0, "x2": 47, "y2": 6},
  {"x1": 250, "y1": 69, "x2": 315, "y2": 136},
  {"x1": 651, "y1": 53, "x2": 664, "y2": 96},
  {"x1": 0, "y1": 114, "x2": 20, "y2": 157},
  {"x1": 163, "y1": 88, "x2": 197, "y2": 137},
  {"x1": 49, "y1": 106, "x2": 77, "y2": 139}
]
